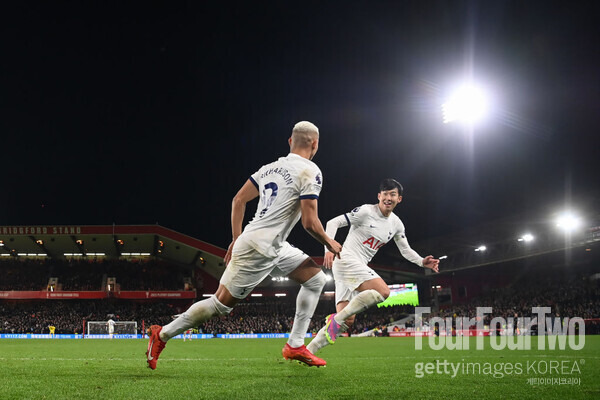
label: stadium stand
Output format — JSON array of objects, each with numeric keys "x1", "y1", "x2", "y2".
[{"x1": 0, "y1": 224, "x2": 598, "y2": 336}]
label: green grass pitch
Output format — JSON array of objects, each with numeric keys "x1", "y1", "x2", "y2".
[{"x1": 1, "y1": 336, "x2": 598, "y2": 399}]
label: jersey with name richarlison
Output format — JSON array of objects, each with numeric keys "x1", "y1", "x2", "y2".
[
  {"x1": 243, "y1": 153, "x2": 323, "y2": 257},
  {"x1": 325, "y1": 204, "x2": 423, "y2": 267}
]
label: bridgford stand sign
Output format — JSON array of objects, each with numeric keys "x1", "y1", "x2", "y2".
[{"x1": 0, "y1": 226, "x2": 82, "y2": 235}]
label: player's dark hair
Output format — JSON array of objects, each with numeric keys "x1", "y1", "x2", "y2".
[{"x1": 379, "y1": 178, "x2": 403, "y2": 195}]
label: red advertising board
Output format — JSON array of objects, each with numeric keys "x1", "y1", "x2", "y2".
[{"x1": 0, "y1": 290, "x2": 196, "y2": 300}]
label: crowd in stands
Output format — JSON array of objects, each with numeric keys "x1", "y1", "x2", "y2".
[
  {"x1": 105, "y1": 260, "x2": 186, "y2": 291},
  {"x1": 198, "y1": 298, "x2": 410, "y2": 336},
  {"x1": 426, "y1": 267, "x2": 600, "y2": 326},
  {"x1": 0, "y1": 300, "x2": 182, "y2": 334},
  {"x1": 0, "y1": 260, "x2": 50, "y2": 291},
  {"x1": 0, "y1": 258, "x2": 190, "y2": 291},
  {"x1": 0, "y1": 297, "x2": 406, "y2": 335},
  {"x1": 1, "y1": 258, "x2": 599, "y2": 335}
]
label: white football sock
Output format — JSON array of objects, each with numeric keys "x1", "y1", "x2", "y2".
[
  {"x1": 287, "y1": 271, "x2": 326, "y2": 348},
  {"x1": 160, "y1": 295, "x2": 232, "y2": 342},
  {"x1": 307, "y1": 319, "x2": 349, "y2": 353},
  {"x1": 307, "y1": 325, "x2": 328, "y2": 353},
  {"x1": 334, "y1": 289, "x2": 384, "y2": 325}
]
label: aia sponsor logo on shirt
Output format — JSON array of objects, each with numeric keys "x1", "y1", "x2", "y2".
[{"x1": 363, "y1": 237, "x2": 386, "y2": 250}]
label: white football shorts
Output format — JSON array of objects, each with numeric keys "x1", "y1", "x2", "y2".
[
  {"x1": 332, "y1": 256, "x2": 381, "y2": 304},
  {"x1": 220, "y1": 236, "x2": 309, "y2": 299}
]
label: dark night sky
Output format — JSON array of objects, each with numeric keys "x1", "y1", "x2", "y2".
[{"x1": 1, "y1": 1, "x2": 599, "y2": 257}]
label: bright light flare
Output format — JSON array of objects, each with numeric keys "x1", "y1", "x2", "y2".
[
  {"x1": 556, "y1": 212, "x2": 581, "y2": 232},
  {"x1": 475, "y1": 245, "x2": 487, "y2": 252},
  {"x1": 518, "y1": 233, "x2": 534, "y2": 242},
  {"x1": 442, "y1": 84, "x2": 488, "y2": 124}
]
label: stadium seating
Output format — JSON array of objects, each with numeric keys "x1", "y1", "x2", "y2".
[{"x1": 1, "y1": 257, "x2": 598, "y2": 335}]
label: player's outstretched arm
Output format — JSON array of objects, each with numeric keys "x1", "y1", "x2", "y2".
[
  {"x1": 300, "y1": 198, "x2": 342, "y2": 258},
  {"x1": 224, "y1": 179, "x2": 259, "y2": 265},
  {"x1": 394, "y1": 235, "x2": 439, "y2": 273}
]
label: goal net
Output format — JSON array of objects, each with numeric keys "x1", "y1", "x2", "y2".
[{"x1": 87, "y1": 321, "x2": 138, "y2": 335}]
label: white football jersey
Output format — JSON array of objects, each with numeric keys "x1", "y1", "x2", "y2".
[
  {"x1": 325, "y1": 204, "x2": 423, "y2": 267},
  {"x1": 242, "y1": 153, "x2": 323, "y2": 257}
]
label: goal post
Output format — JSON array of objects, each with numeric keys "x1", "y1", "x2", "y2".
[{"x1": 87, "y1": 321, "x2": 138, "y2": 335}]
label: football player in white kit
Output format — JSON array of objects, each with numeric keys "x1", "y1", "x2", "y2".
[
  {"x1": 146, "y1": 121, "x2": 342, "y2": 369},
  {"x1": 307, "y1": 179, "x2": 439, "y2": 355},
  {"x1": 107, "y1": 318, "x2": 115, "y2": 340}
]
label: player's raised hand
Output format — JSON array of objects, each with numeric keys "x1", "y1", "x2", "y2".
[
  {"x1": 323, "y1": 251, "x2": 335, "y2": 269},
  {"x1": 422, "y1": 255, "x2": 440, "y2": 273},
  {"x1": 326, "y1": 239, "x2": 342, "y2": 261}
]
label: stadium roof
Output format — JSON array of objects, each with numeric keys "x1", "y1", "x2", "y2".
[{"x1": 0, "y1": 225, "x2": 226, "y2": 281}]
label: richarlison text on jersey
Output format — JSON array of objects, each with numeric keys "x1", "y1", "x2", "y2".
[{"x1": 260, "y1": 167, "x2": 293, "y2": 186}]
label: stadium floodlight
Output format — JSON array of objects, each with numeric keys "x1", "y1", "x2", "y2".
[
  {"x1": 474, "y1": 245, "x2": 487, "y2": 252},
  {"x1": 442, "y1": 83, "x2": 488, "y2": 124},
  {"x1": 275, "y1": 293, "x2": 286, "y2": 297},
  {"x1": 556, "y1": 212, "x2": 581, "y2": 232},
  {"x1": 518, "y1": 233, "x2": 534, "y2": 242},
  {"x1": 250, "y1": 293, "x2": 263, "y2": 297}
]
